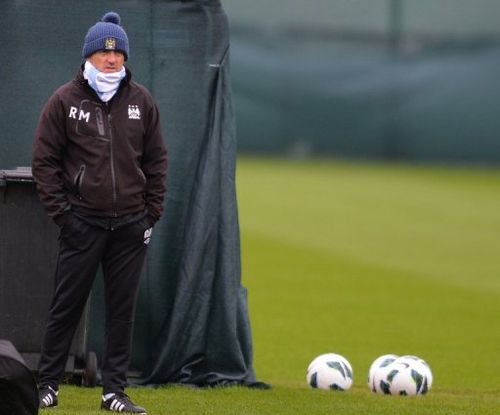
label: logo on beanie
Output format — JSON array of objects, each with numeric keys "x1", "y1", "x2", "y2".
[{"x1": 104, "y1": 37, "x2": 116, "y2": 50}]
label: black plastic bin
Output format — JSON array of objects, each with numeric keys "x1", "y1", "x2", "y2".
[{"x1": 0, "y1": 167, "x2": 97, "y2": 387}]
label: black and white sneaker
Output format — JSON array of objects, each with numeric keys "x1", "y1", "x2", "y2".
[
  {"x1": 39, "y1": 386, "x2": 58, "y2": 408},
  {"x1": 101, "y1": 393, "x2": 147, "y2": 414}
]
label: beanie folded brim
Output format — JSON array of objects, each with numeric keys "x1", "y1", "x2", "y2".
[{"x1": 83, "y1": 36, "x2": 129, "y2": 60}]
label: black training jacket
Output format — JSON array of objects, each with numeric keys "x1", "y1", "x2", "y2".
[{"x1": 32, "y1": 66, "x2": 168, "y2": 223}]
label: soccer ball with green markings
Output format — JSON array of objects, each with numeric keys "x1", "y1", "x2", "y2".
[
  {"x1": 306, "y1": 353, "x2": 353, "y2": 391},
  {"x1": 369, "y1": 354, "x2": 433, "y2": 396},
  {"x1": 367, "y1": 353, "x2": 399, "y2": 391}
]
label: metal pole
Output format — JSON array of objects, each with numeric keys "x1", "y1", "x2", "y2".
[
  {"x1": 383, "y1": 0, "x2": 405, "y2": 159},
  {"x1": 388, "y1": 0, "x2": 403, "y2": 53}
]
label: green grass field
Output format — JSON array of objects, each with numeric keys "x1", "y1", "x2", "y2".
[{"x1": 51, "y1": 157, "x2": 500, "y2": 414}]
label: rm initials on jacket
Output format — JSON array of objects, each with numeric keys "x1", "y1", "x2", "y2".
[{"x1": 68, "y1": 106, "x2": 90, "y2": 122}]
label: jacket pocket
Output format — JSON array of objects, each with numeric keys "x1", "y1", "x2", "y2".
[
  {"x1": 75, "y1": 100, "x2": 110, "y2": 141},
  {"x1": 95, "y1": 107, "x2": 106, "y2": 137},
  {"x1": 73, "y1": 165, "x2": 86, "y2": 200},
  {"x1": 137, "y1": 168, "x2": 147, "y2": 185}
]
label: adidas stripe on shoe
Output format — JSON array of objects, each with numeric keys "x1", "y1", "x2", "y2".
[
  {"x1": 101, "y1": 393, "x2": 147, "y2": 414},
  {"x1": 39, "y1": 386, "x2": 58, "y2": 408}
]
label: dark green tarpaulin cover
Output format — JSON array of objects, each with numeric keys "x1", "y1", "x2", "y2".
[
  {"x1": 122, "y1": 2, "x2": 258, "y2": 385},
  {"x1": 0, "y1": 0, "x2": 257, "y2": 386}
]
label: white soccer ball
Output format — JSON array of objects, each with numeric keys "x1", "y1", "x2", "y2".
[
  {"x1": 367, "y1": 354, "x2": 399, "y2": 392},
  {"x1": 306, "y1": 353, "x2": 353, "y2": 391},
  {"x1": 396, "y1": 355, "x2": 433, "y2": 391},
  {"x1": 370, "y1": 354, "x2": 432, "y2": 396}
]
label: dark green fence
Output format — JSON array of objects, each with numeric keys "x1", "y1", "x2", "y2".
[
  {"x1": 1, "y1": 1, "x2": 499, "y2": 166},
  {"x1": 230, "y1": 34, "x2": 500, "y2": 163}
]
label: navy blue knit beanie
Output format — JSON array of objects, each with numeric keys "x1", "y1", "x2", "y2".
[{"x1": 82, "y1": 12, "x2": 129, "y2": 60}]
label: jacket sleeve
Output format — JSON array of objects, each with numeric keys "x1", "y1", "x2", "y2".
[
  {"x1": 142, "y1": 99, "x2": 168, "y2": 222},
  {"x1": 32, "y1": 93, "x2": 71, "y2": 223}
]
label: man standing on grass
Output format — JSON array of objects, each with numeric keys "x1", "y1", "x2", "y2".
[{"x1": 32, "y1": 11, "x2": 167, "y2": 414}]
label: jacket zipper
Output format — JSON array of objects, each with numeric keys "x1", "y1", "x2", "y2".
[{"x1": 106, "y1": 106, "x2": 118, "y2": 217}]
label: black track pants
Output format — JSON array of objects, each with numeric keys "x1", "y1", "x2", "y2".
[{"x1": 38, "y1": 214, "x2": 151, "y2": 394}]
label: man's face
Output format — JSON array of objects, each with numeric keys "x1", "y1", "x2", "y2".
[{"x1": 88, "y1": 50, "x2": 125, "y2": 73}]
